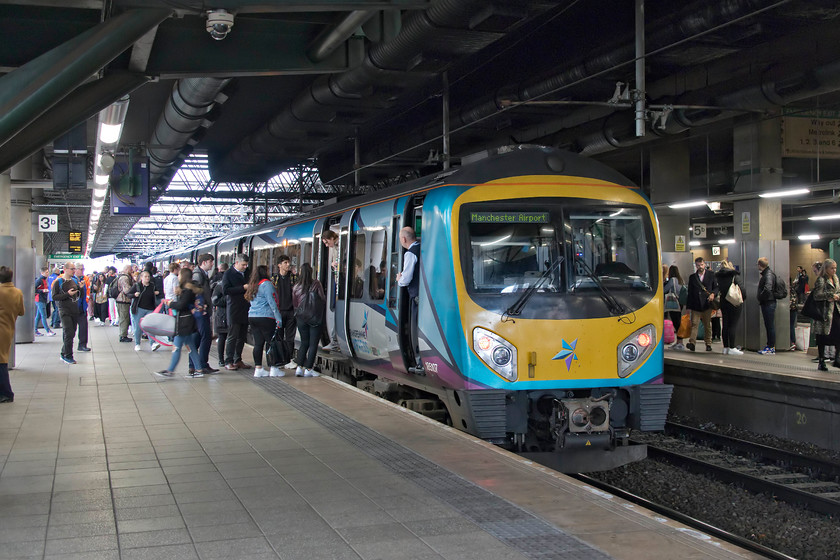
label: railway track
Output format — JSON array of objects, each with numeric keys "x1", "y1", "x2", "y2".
[{"x1": 631, "y1": 422, "x2": 840, "y2": 517}]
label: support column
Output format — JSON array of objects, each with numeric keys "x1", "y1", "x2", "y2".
[
  {"x1": 729, "y1": 119, "x2": 788, "y2": 351},
  {"x1": 649, "y1": 143, "x2": 694, "y2": 281},
  {"x1": 0, "y1": 171, "x2": 10, "y2": 236},
  {"x1": 11, "y1": 188, "x2": 35, "y2": 343}
]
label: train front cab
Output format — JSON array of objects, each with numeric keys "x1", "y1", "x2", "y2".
[{"x1": 431, "y1": 179, "x2": 672, "y2": 472}]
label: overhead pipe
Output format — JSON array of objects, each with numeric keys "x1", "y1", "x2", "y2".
[
  {"x1": 307, "y1": 10, "x2": 378, "y2": 62},
  {"x1": 0, "y1": 9, "x2": 172, "y2": 149}
]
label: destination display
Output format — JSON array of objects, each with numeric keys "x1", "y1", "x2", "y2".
[{"x1": 469, "y1": 212, "x2": 549, "y2": 224}]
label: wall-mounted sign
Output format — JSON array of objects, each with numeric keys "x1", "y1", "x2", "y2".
[
  {"x1": 782, "y1": 110, "x2": 840, "y2": 159},
  {"x1": 68, "y1": 231, "x2": 83, "y2": 254},
  {"x1": 48, "y1": 253, "x2": 83, "y2": 261},
  {"x1": 692, "y1": 223, "x2": 707, "y2": 238},
  {"x1": 712, "y1": 246, "x2": 721, "y2": 256},
  {"x1": 742, "y1": 211, "x2": 751, "y2": 234},
  {"x1": 38, "y1": 214, "x2": 58, "y2": 232},
  {"x1": 675, "y1": 235, "x2": 686, "y2": 252}
]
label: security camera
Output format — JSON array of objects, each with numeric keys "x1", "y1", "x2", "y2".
[{"x1": 206, "y1": 9, "x2": 234, "y2": 40}]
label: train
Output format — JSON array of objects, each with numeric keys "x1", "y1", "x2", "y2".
[{"x1": 152, "y1": 145, "x2": 672, "y2": 472}]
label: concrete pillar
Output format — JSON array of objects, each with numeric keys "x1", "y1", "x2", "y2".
[
  {"x1": 650, "y1": 143, "x2": 694, "y2": 279},
  {"x1": 728, "y1": 119, "x2": 788, "y2": 351},
  {"x1": 0, "y1": 171, "x2": 10, "y2": 236},
  {"x1": 11, "y1": 188, "x2": 35, "y2": 343}
]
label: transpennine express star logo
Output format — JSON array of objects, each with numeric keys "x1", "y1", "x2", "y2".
[{"x1": 552, "y1": 339, "x2": 579, "y2": 370}]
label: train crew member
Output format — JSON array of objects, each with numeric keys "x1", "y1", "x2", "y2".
[
  {"x1": 155, "y1": 269, "x2": 203, "y2": 378},
  {"x1": 685, "y1": 257, "x2": 717, "y2": 353},
  {"x1": 191, "y1": 253, "x2": 217, "y2": 374},
  {"x1": 115, "y1": 265, "x2": 135, "y2": 343},
  {"x1": 47, "y1": 266, "x2": 60, "y2": 329},
  {"x1": 274, "y1": 255, "x2": 298, "y2": 369},
  {"x1": 130, "y1": 270, "x2": 160, "y2": 352},
  {"x1": 396, "y1": 226, "x2": 423, "y2": 374},
  {"x1": 74, "y1": 266, "x2": 91, "y2": 353},
  {"x1": 33, "y1": 265, "x2": 55, "y2": 337},
  {"x1": 715, "y1": 261, "x2": 744, "y2": 355},
  {"x1": 52, "y1": 262, "x2": 82, "y2": 364},
  {"x1": 812, "y1": 258, "x2": 840, "y2": 371},
  {"x1": 223, "y1": 253, "x2": 251, "y2": 370},
  {"x1": 321, "y1": 230, "x2": 340, "y2": 351},
  {"x1": 292, "y1": 263, "x2": 323, "y2": 377},
  {"x1": 756, "y1": 257, "x2": 778, "y2": 355},
  {"x1": 246, "y1": 265, "x2": 284, "y2": 378},
  {"x1": 0, "y1": 266, "x2": 24, "y2": 403},
  {"x1": 211, "y1": 268, "x2": 228, "y2": 368}
]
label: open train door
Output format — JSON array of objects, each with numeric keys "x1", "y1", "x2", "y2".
[{"x1": 396, "y1": 195, "x2": 424, "y2": 372}]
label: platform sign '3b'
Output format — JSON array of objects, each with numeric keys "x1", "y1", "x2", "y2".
[{"x1": 38, "y1": 214, "x2": 58, "y2": 233}]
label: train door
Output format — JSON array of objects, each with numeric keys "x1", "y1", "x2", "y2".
[
  {"x1": 396, "y1": 195, "x2": 424, "y2": 372},
  {"x1": 315, "y1": 216, "x2": 342, "y2": 349},
  {"x1": 333, "y1": 210, "x2": 356, "y2": 356}
]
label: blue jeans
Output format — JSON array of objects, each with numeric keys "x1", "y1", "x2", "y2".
[
  {"x1": 132, "y1": 308, "x2": 154, "y2": 346},
  {"x1": 34, "y1": 301, "x2": 50, "y2": 332},
  {"x1": 761, "y1": 301, "x2": 777, "y2": 348},
  {"x1": 168, "y1": 335, "x2": 200, "y2": 373},
  {"x1": 190, "y1": 314, "x2": 212, "y2": 370}
]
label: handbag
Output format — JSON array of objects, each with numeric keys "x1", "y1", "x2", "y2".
[
  {"x1": 140, "y1": 304, "x2": 175, "y2": 338},
  {"x1": 664, "y1": 292, "x2": 681, "y2": 312},
  {"x1": 677, "y1": 313, "x2": 691, "y2": 339},
  {"x1": 726, "y1": 282, "x2": 743, "y2": 306},
  {"x1": 266, "y1": 329, "x2": 286, "y2": 368},
  {"x1": 801, "y1": 291, "x2": 824, "y2": 321}
]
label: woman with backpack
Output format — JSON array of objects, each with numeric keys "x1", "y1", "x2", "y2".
[
  {"x1": 292, "y1": 263, "x2": 325, "y2": 377},
  {"x1": 245, "y1": 265, "x2": 284, "y2": 378},
  {"x1": 155, "y1": 268, "x2": 203, "y2": 378},
  {"x1": 665, "y1": 265, "x2": 686, "y2": 350},
  {"x1": 130, "y1": 270, "x2": 160, "y2": 352}
]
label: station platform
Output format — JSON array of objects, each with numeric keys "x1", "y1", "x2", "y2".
[
  {"x1": 665, "y1": 340, "x2": 840, "y2": 451},
  {"x1": 0, "y1": 324, "x2": 761, "y2": 560}
]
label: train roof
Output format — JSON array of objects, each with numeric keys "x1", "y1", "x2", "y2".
[{"x1": 227, "y1": 146, "x2": 636, "y2": 241}]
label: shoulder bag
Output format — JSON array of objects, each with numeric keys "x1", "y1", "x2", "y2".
[{"x1": 725, "y1": 282, "x2": 743, "y2": 306}]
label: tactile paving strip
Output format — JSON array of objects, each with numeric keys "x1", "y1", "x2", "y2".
[{"x1": 249, "y1": 375, "x2": 613, "y2": 560}]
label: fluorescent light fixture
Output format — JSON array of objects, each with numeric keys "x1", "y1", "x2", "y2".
[
  {"x1": 809, "y1": 214, "x2": 840, "y2": 221},
  {"x1": 92, "y1": 198, "x2": 104, "y2": 209},
  {"x1": 718, "y1": 239, "x2": 735, "y2": 245},
  {"x1": 706, "y1": 202, "x2": 721, "y2": 212},
  {"x1": 98, "y1": 123, "x2": 123, "y2": 144},
  {"x1": 94, "y1": 173, "x2": 109, "y2": 185},
  {"x1": 668, "y1": 200, "x2": 707, "y2": 209},
  {"x1": 689, "y1": 241, "x2": 701, "y2": 246},
  {"x1": 758, "y1": 188, "x2": 810, "y2": 198},
  {"x1": 798, "y1": 234, "x2": 821, "y2": 240}
]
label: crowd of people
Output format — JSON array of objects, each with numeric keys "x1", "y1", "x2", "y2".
[{"x1": 664, "y1": 256, "x2": 838, "y2": 371}]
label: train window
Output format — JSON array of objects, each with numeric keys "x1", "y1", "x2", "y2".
[
  {"x1": 349, "y1": 227, "x2": 366, "y2": 300},
  {"x1": 388, "y1": 216, "x2": 400, "y2": 309},
  {"x1": 253, "y1": 248, "x2": 271, "y2": 271},
  {"x1": 369, "y1": 228, "x2": 387, "y2": 301},
  {"x1": 302, "y1": 241, "x2": 312, "y2": 268},
  {"x1": 569, "y1": 207, "x2": 652, "y2": 291},
  {"x1": 337, "y1": 227, "x2": 348, "y2": 300}
]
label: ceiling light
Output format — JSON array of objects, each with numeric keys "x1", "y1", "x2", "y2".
[
  {"x1": 759, "y1": 188, "x2": 810, "y2": 198},
  {"x1": 689, "y1": 241, "x2": 701, "y2": 246},
  {"x1": 94, "y1": 173, "x2": 109, "y2": 185},
  {"x1": 808, "y1": 214, "x2": 840, "y2": 221},
  {"x1": 798, "y1": 234, "x2": 821, "y2": 240},
  {"x1": 718, "y1": 239, "x2": 735, "y2": 245},
  {"x1": 98, "y1": 123, "x2": 123, "y2": 145},
  {"x1": 706, "y1": 202, "x2": 721, "y2": 211},
  {"x1": 668, "y1": 200, "x2": 707, "y2": 209}
]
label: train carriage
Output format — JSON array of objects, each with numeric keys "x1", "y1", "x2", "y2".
[{"x1": 151, "y1": 145, "x2": 672, "y2": 471}]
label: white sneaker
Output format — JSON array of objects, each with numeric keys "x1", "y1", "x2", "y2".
[
  {"x1": 722, "y1": 348, "x2": 729, "y2": 355},
  {"x1": 304, "y1": 369, "x2": 319, "y2": 377},
  {"x1": 728, "y1": 347, "x2": 743, "y2": 355},
  {"x1": 284, "y1": 360, "x2": 297, "y2": 370},
  {"x1": 46, "y1": 331, "x2": 57, "y2": 337},
  {"x1": 269, "y1": 367, "x2": 284, "y2": 377},
  {"x1": 253, "y1": 367, "x2": 268, "y2": 378},
  {"x1": 151, "y1": 341, "x2": 161, "y2": 352},
  {"x1": 134, "y1": 345, "x2": 141, "y2": 352},
  {"x1": 295, "y1": 366, "x2": 304, "y2": 377}
]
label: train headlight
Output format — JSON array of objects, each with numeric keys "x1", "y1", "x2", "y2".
[
  {"x1": 617, "y1": 324, "x2": 656, "y2": 378},
  {"x1": 473, "y1": 327, "x2": 517, "y2": 381}
]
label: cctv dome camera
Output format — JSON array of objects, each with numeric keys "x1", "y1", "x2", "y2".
[{"x1": 206, "y1": 9, "x2": 234, "y2": 40}]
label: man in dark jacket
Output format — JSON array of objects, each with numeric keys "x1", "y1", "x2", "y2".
[
  {"x1": 222, "y1": 253, "x2": 251, "y2": 370},
  {"x1": 686, "y1": 257, "x2": 717, "y2": 352},
  {"x1": 757, "y1": 257, "x2": 777, "y2": 355},
  {"x1": 52, "y1": 262, "x2": 81, "y2": 364},
  {"x1": 274, "y1": 255, "x2": 297, "y2": 369},
  {"x1": 191, "y1": 253, "x2": 216, "y2": 374}
]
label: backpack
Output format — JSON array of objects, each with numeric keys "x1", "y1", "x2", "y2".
[
  {"x1": 678, "y1": 284, "x2": 688, "y2": 307},
  {"x1": 109, "y1": 275, "x2": 126, "y2": 299},
  {"x1": 772, "y1": 273, "x2": 787, "y2": 300}
]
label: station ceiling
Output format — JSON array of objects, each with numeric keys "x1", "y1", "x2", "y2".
[{"x1": 3, "y1": 0, "x2": 840, "y2": 257}]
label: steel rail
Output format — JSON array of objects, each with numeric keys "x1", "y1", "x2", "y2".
[
  {"x1": 665, "y1": 422, "x2": 840, "y2": 479},
  {"x1": 569, "y1": 473, "x2": 796, "y2": 560}
]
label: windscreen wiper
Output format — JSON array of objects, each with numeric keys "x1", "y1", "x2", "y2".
[
  {"x1": 502, "y1": 256, "x2": 564, "y2": 322},
  {"x1": 574, "y1": 257, "x2": 629, "y2": 317}
]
